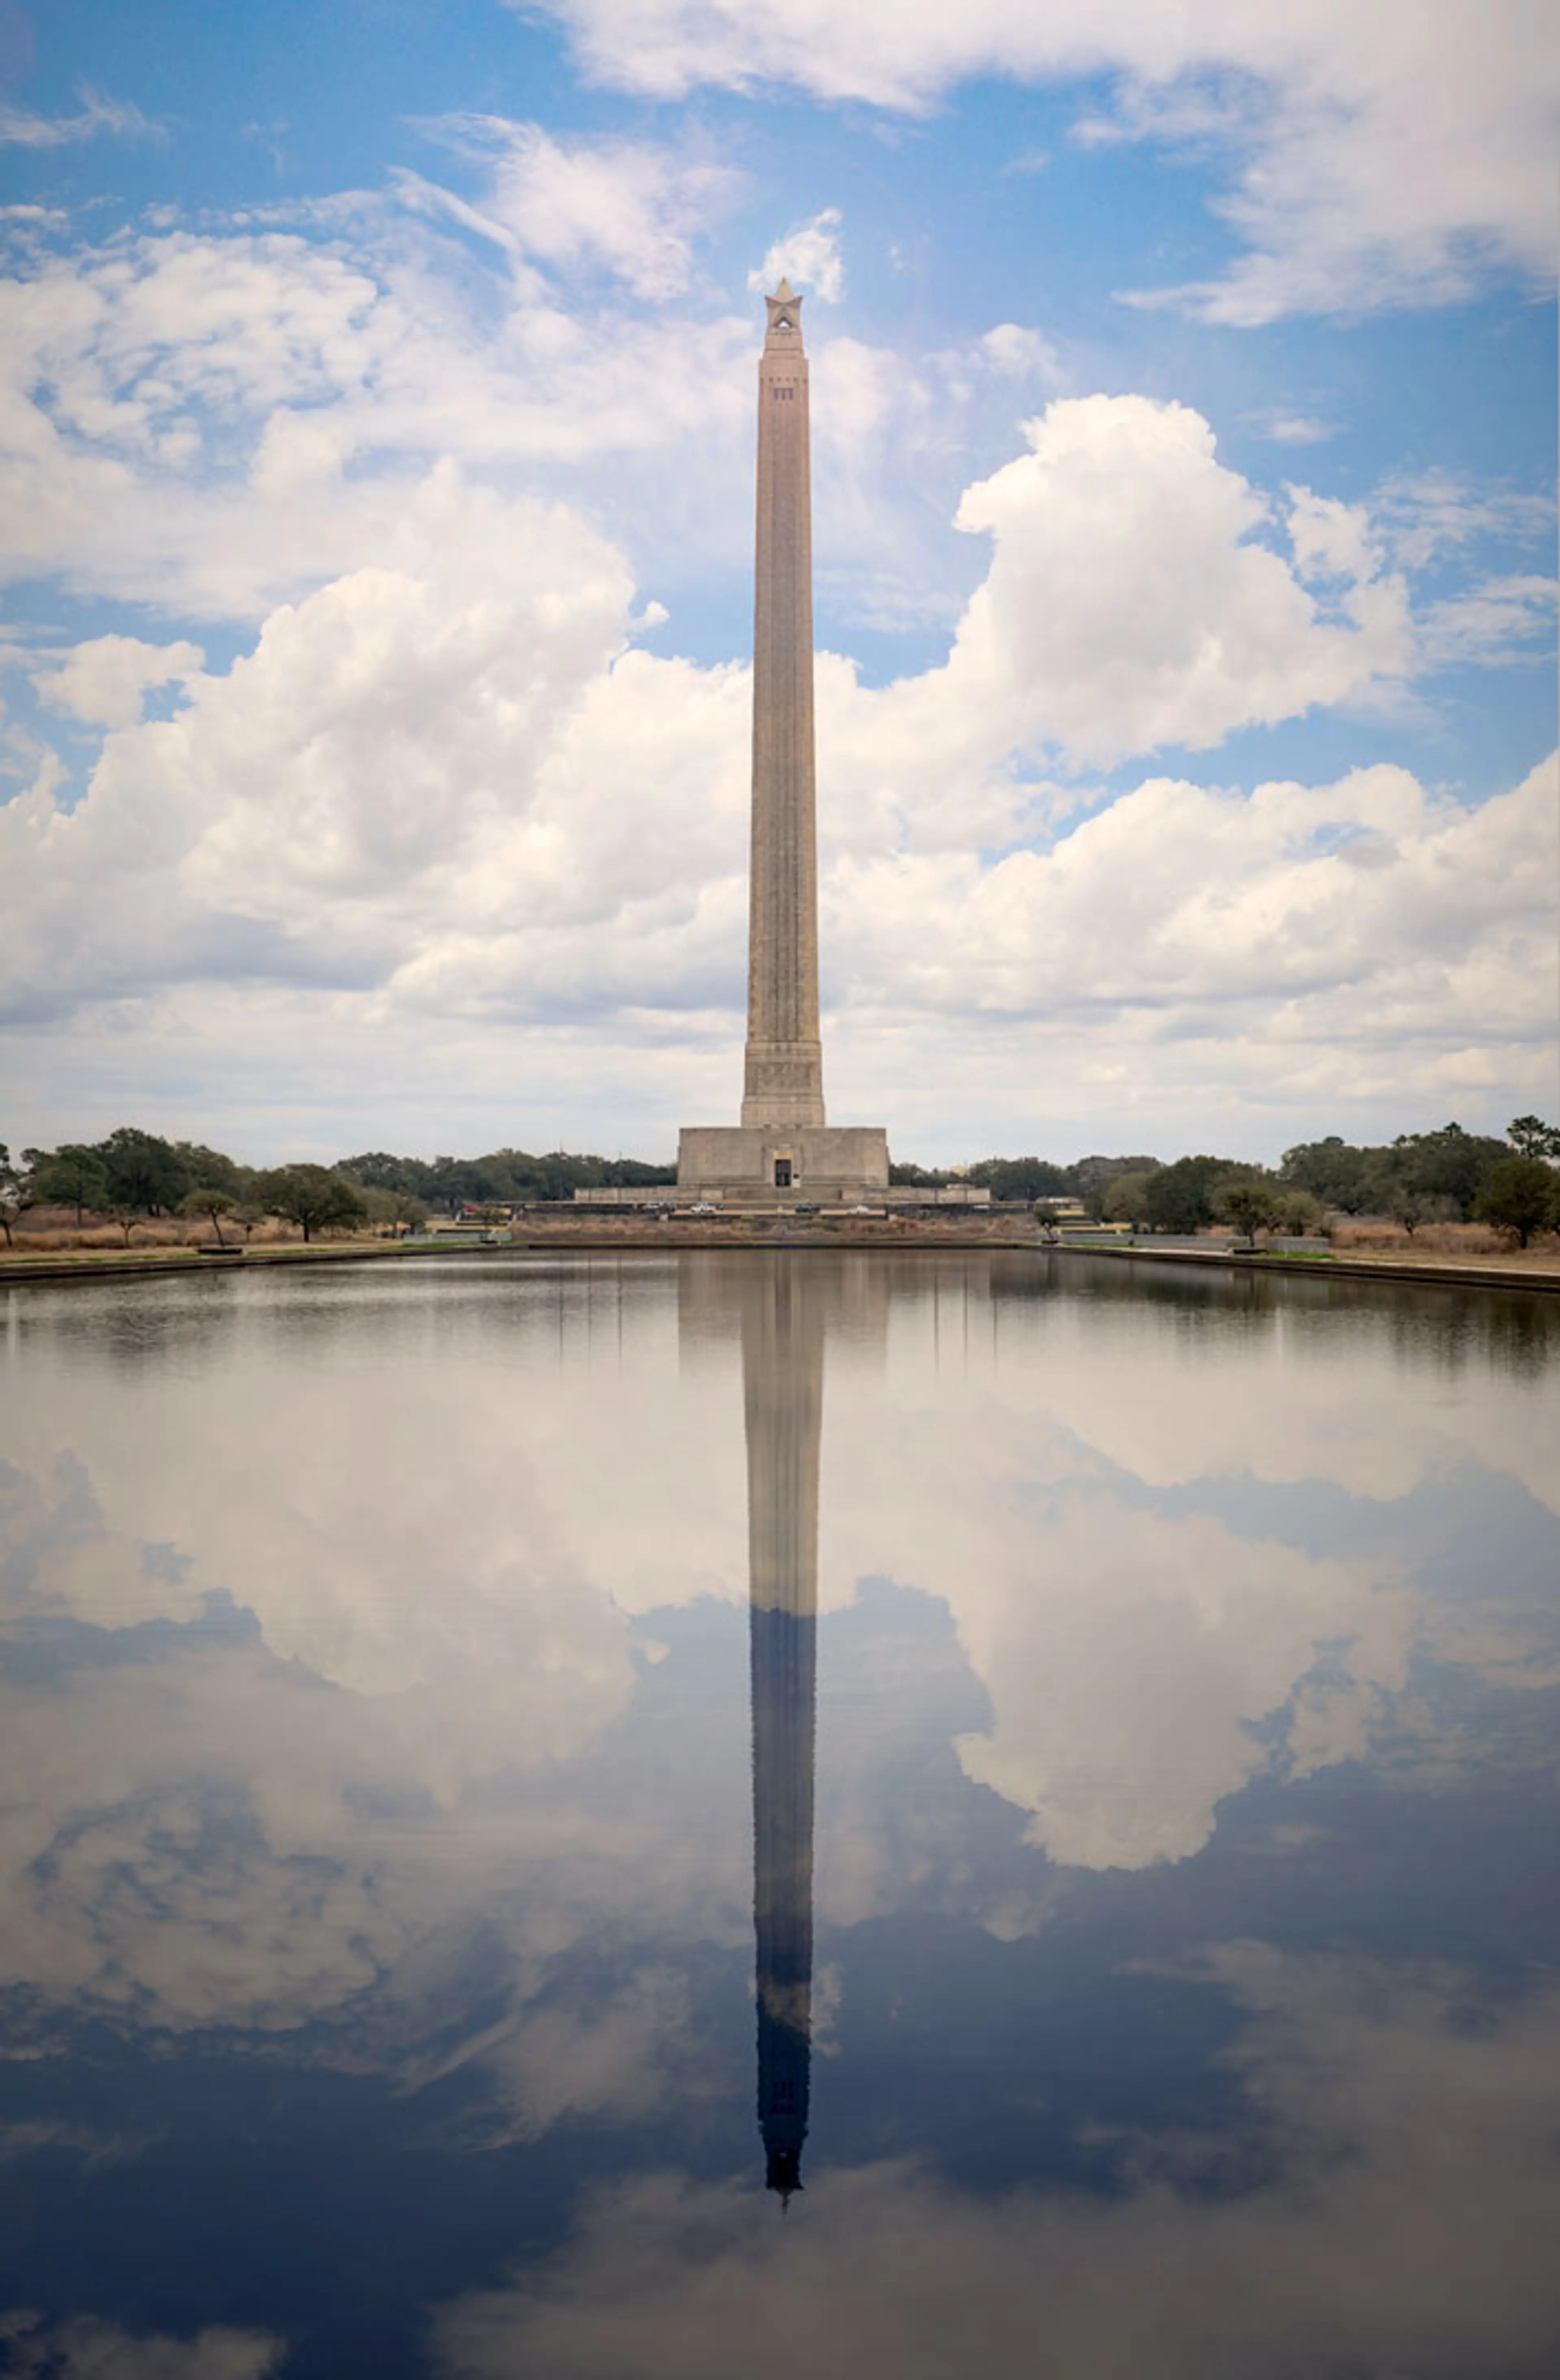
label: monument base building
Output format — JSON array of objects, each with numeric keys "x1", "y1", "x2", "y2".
[{"x1": 677, "y1": 1124, "x2": 890, "y2": 1209}]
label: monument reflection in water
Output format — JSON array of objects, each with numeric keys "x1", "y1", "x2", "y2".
[{"x1": 743, "y1": 1257, "x2": 822, "y2": 2200}]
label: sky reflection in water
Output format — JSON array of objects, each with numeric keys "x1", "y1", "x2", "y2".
[{"x1": 1, "y1": 1251, "x2": 1558, "y2": 2378}]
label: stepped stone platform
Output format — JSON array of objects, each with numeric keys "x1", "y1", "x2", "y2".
[{"x1": 522, "y1": 1209, "x2": 1030, "y2": 1247}]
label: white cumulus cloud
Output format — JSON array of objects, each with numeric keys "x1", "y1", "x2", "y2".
[
  {"x1": 748, "y1": 207, "x2": 845, "y2": 304},
  {"x1": 936, "y1": 395, "x2": 1409, "y2": 767},
  {"x1": 33, "y1": 633, "x2": 206, "y2": 729},
  {"x1": 0, "y1": 177, "x2": 1548, "y2": 1153},
  {"x1": 0, "y1": 390, "x2": 1551, "y2": 1151},
  {"x1": 523, "y1": 0, "x2": 1560, "y2": 321}
]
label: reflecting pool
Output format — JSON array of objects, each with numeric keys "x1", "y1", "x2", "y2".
[{"x1": 2, "y1": 1251, "x2": 1558, "y2": 2378}]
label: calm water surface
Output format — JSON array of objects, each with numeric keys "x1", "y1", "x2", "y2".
[{"x1": 2, "y1": 1251, "x2": 1558, "y2": 2378}]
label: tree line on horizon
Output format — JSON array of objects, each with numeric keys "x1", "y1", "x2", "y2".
[
  {"x1": 900, "y1": 1121, "x2": 1560, "y2": 1244},
  {"x1": 2, "y1": 1116, "x2": 1558, "y2": 1249},
  {"x1": 0, "y1": 1131, "x2": 682, "y2": 1247}
]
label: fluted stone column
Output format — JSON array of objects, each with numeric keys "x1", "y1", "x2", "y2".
[{"x1": 743, "y1": 279, "x2": 826, "y2": 1131}]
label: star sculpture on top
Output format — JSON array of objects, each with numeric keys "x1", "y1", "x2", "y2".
[{"x1": 765, "y1": 278, "x2": 802, "y2": 334}]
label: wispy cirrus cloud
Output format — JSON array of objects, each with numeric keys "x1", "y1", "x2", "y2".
[
  {"x1": 0, "y1": 83, "x2": 160, "y2": 148},
  {"x1": 1244, "y1": 408, "x2": 1336, "y2": 446},
  {"x1": 406, "y1": 115, "x2": 742, "y2": 297},
  {"x1": 1372, "y1": 468, "x2": 1558, "y2": 572},
  {"x1": 1415, "y1": 574, "x2": 1558, "y2": 671}
]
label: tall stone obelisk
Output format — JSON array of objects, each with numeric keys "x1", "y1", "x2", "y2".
[
  {"x1": 675, "y1": 282, "x2": 888, "y2": 1206},
  {"x1": 743, "y1": 280, "x2": 825, "y2": 1131}
]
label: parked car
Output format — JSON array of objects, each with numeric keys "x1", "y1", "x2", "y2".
[{"x1": 794, "y1": 1201, "x2": 820, "y2": 1214}]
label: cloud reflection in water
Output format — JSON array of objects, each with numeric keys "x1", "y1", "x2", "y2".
[{"x1": 0, "y1": 1253, "x2": 1556, "y2": 2374}]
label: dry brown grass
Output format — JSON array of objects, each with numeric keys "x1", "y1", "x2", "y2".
[
  {"x1": 1331, "y1": 1218, "x2": 1507, "y2": 1255},
  {"x1": 1328, "y1": 1218, "x2": 1560, "y2": 1269},
  {"x1": 4, "y1": 1206, "x2": 353, "y2": 1256}
]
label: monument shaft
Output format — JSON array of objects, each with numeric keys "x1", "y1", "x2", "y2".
[
  {"x1": 673, "y1": 283, "x2": 888, "y2": 1206},
  {"x1": 743, "y1": 282, "x2": 825, "y2": 1130}
]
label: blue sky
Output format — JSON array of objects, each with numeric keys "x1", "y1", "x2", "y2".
[{"x1": 1, "y1": 0, "x2": 1556, "y2": 1162}]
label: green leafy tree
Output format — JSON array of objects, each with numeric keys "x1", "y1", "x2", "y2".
[
  {"x1": 1070, "y1": 1154, "x2": 1162, "y2": 1199},
  {"x1": 598, "y1": 1156, "x2": 677, "y2": 1189},
  {"x1": 427, "y1": 1154, "x2": 500, "y2": 1211},
  {"x1": 357, "y1": 1186, "x2": 430, "y2": 1235},
  {"x1": 1279, "y1": 1136, "x2": 1373, "y2": 1213},
  {"x1": 338, "y1": 1147, "x2": 673, "y2": 1209},
  {"x1": 1394, "y1": 1123, "x2": 1508, "y2": 1221},
  {"x1": 1273, "y1": 1188, "x2": 1328, "y2": 1238},
  {"x1": 1143, "y1": 1155, "x2": 1241, "y2": 1235},
  {"x1": 1508, "y1": 1116, "x2": 1560, "y2": 1161},
  {"x1": 337, "y1": 1151, "x2": 437, "y2": 1198},
  {"x1": 257, "y1": 1165, "x2": 368, "y2": 1242},
  {"x1": 1214, "y1": 1176, "x2": 1282, "y2": 1248},
  {"x1": 1474, "y1": 1157, "x2": 1560, "y2": 1249},
  {"x1": 29, "y1": 1143, "x2": 111, "y2": 1222},
  {"x1": 171, "y1": 1141, "x2": 246, "y2": 1197},
  {"x1": 180, "y1": 1188, "x2": 237, "y2": 1246},
  {"x1": 98, "y1": 1127, "x2": 193, "y2": 1217},
  {"x1": 1385, "y1": 1182, "x2": 1430, "y2": 1236},
  {"x1": 359, "y1": 1187, "x2": 400, "y2": 1233},
  {"x1": 1103, "y1": 1171, "x2": 1157, "y2": 1229},
  {"x1": 531, "y1": 1151, "x2": 608, "y2": 1203},
  {"x1": 1358, "y1": 1150, "x2": 1429, "y2": 1233},
  {"x1": 967, "y1": 1157, "x2": 1075, "y2": 1202}
]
